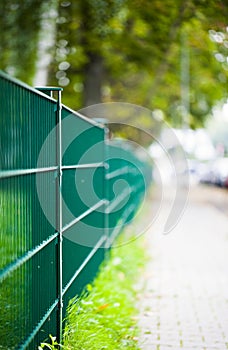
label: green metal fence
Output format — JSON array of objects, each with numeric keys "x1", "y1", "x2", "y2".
[{"x1": 0, "y1": 71, "x2": 152, "y2": 349}]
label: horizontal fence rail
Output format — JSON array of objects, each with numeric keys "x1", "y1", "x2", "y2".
[{"x1": 0, "y1": 71, "x2": 152, "y2": 349}]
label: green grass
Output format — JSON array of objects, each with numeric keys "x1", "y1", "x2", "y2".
[
  {"x1": 0, "y1": 190, "x2": 31, "y2": 348},
  {"x1": 60, "y1": 232, "x2": 146, "y2": 350}
]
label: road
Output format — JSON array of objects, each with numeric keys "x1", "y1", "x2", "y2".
[{"x1": 137, "y1": 184, "x2": 228, "y2": 350}]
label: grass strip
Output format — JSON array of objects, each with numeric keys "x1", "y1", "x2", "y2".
[{"x1": 62, "y1": 233, "x2": 146, "y2": 350}]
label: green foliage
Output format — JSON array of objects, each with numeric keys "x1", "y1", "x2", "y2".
[
  {"x1": 0, "y1": 0, "x2": 44, "y2": 84},
  {"x1": 0, "y1": 189, "x2": 31, "y2": 348},
  {"x1": 38, "y1": 335, "x2": 62, "y2": 350},
  {"x1": 47, "y1": 0, "x2": 228, "y2": 129},
  {"x1": 1, "y1": 0, "x2": 228, "y2": 128}
]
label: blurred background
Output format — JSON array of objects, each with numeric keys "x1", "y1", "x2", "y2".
[
  {"x1": 1, "y1": 0, "x2": 228, "y2": 186},
  {"x1": 1, "y1": 3, "x2": 228, "y2": 348}
]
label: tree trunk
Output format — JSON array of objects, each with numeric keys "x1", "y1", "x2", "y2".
[{"x1": 83, "y1": 53, "x2": 104, "y2": 107}]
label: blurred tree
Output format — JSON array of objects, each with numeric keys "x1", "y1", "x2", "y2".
[
  {"x1": 105, "y1": 0, "x2": 228, "y2": 127},
  {"x1": 1, "y1": 0, "x2": 228, "y2": 129},
  {"x1": 48, "y1": 0, "x2": 228, "y2": 129},
  {"x1": 0, "y1": 0, "x2": 44, "y2": 84},
  {"x1": 48, "y1": 0, "x2": 125, "y2": 107}
]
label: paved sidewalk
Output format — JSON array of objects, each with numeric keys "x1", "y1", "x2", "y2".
[{"x1": 138, "y1": 185, "x2": 228, "y2": 350}]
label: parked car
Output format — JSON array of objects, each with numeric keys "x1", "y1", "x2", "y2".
[
  {"x1": 211, "y1": 158, "x2": 228, "y2": 187},
  {"x1": 199, "y1": 157, "x2": 228, "y2": 188}
]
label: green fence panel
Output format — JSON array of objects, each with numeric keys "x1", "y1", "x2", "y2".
[
  {"x1": 105, "y1": 139, "x2": 152, "y2": 246},
  {"x1": 61, "y1": 106, "x2": 107, "y2": 312},
  {"x1": 0, "y1": 73, "x2": 58, "y2": 349},
  {"x1": 0, "y1": 71, "x2": 152, "y2": 349}
]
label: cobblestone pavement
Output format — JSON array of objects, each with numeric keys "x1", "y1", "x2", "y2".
[{"x1": 138, "y1": 185, "x2": 228, "y2": 350}]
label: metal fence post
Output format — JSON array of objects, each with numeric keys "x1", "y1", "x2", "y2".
[
  {"x1": 35, "y1": 86, "x2": 63, "y2": 344},
  {"x1": 104, "y1": 127, "x2": 110, "y2": 249}
]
